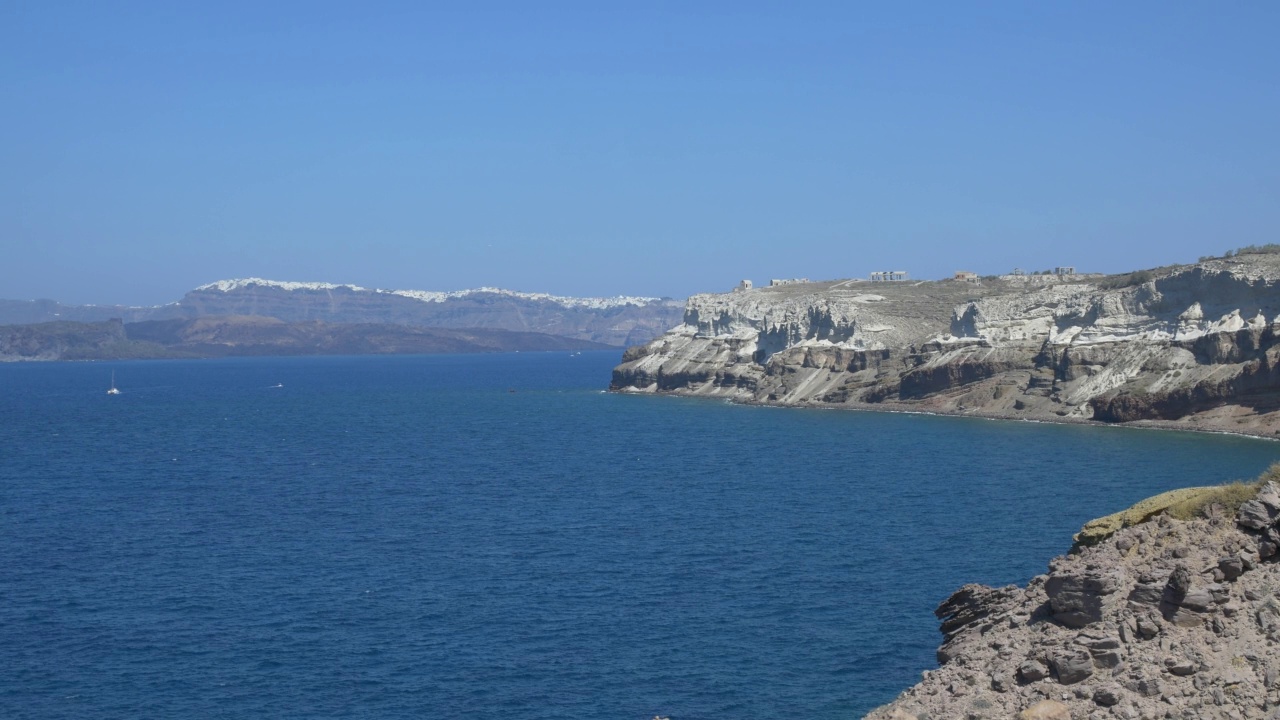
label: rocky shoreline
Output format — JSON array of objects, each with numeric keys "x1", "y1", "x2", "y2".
[
  {"x1": 617, "y1": 393, "x2": 1280, "y2": 443},
  {"x1": 864, "y1": 473, "x2": 1280, "y2": 719}
]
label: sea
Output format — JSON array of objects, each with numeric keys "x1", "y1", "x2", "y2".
[{"x1": 2, "y1": 351, "x2": 1277, "y2": 720}]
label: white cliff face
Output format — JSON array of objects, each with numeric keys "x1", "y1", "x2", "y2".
[
  {"x1": 611, "y1": 256, "x2": 1280, "y2": 437},
  {"x1": 196, "y1": 278, "x2": 667, "y2": 310},
  {"x1": 947, "y1": 265, "x2": 1280, "y2": 350},
  {"x1": 684, "y1": 290, "x2": 904, "y2": 354},
  {"x1": 615, "y1": 281, "x2": 975, "y2": 399},
  {"x1": 687, "y1": 283, "x2": 969, "y2": 356},
  {"x1": 949, "y1": 284, "x2": 1090, "y2": 345}
]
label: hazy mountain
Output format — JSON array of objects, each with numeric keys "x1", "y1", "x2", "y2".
[
  {"x1": 0, "y1": 279, "x2": 686, "y2": 347},
  {"x1": 0, "y1": 316, "x2": 611, "y2": 361}
]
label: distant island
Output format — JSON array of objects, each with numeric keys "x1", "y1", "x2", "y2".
[
  {"x1": 611, "y1": 247, "x2": 1280, "y2": 438},
  {"x1": 0, "y1": 316, "x2": 614, "y2": 361},
  {"x1": 0, "y1": 279, "x2": 687, "y2": 360},
  {"x1": 0, "y1": 278, "x2": 686, "y2": 350}
]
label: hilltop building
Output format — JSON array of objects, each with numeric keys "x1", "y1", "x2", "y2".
[
  {"x1": 953, "y1": 271, "x2": 979, "y2": 284},
  {"x1": 999, "y1": 266, "x2": 1084, "y2": 283},
  {"x1": 870, "y1": 271, "x2": 908, "y2": 282}
]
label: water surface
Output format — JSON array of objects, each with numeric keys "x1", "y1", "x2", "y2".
[{"x1": 2, "y1": 352, "x2": 1275, "y2": 719}]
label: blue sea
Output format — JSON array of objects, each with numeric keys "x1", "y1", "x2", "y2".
[{"x1": 2, "y1": 351, "x2": 1277, "y2": 719}]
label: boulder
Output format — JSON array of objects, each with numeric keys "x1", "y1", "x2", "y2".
[
  {"x1": 1048, "y1": 647, "x2": 1093, "y2": 684},
  {"x1": 1218, "y1": 556, "x2": 1245, "y2": 581},
  {"x1": 1165, "y1": 564, "x2": 1193, "y2": 597},
  {"x1": 1177, "y1": 587, "x2": 1215, "y2": 612},
  {"x1": 1017, "y1": 658, "x2": 1049, "y2": 683},
  {"x1": 1257, "y1": 481, "x2": 1280, "y2": 511},
  {"x1": 1135, "y1": 614, "x2": 1162, "y2": 639},
  {"x1": 1093, "y1": 685, "x2": 1122, "y2": 707},
  {"x1": 1260, "y1": 536, "x2": 1279, "y2": 559},
  {"x1": 1045, "y1": 567, "x2": 1123, "y2": 628},
  {"x1": 1238, "y1": 498, "x2": 1276, "y2": 530},
  {"x1": 1081, "y1": 634, "x2": 1123, "y2": 668},
  {"x1": 1127, "y1": 581, "x2": 1164, "y2": 606}
]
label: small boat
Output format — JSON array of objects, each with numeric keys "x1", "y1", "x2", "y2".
[{"x1": 107, "y1": 371, "x2": 120, "y2": 395}]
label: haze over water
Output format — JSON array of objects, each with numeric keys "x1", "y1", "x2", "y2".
[{"x1": 2, "y1": 352, "x2": 1276, "y2": 719}]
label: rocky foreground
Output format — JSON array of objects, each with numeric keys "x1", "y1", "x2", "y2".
[
  {"x1": 611, "y1": 253, "x2": 1280, "y2": 437},
  {"x1": 865, "y1": 475, "x2": 1280, "y2": 719}
]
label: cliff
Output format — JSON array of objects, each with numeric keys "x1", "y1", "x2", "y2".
[
  {"x1": 610, "y1": 254, "x2": 1280, "y2": 437},
  {"x1": 865, "y1": 471, "x2": 1280, "y2": 719}
]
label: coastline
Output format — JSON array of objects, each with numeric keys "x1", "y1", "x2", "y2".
[
  {"x1": 611, "y1": 384, "x2": 1280, "y2": 717},
  {"x1": 611, "y1": 387, "x2": 1280, "y2": 443},
  {"x1": 610, "y1": 255, "x2": 1280, "y2": 453}
]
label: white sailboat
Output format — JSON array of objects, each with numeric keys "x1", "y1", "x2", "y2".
[{"x1": 107, "y1": 371, "x2": 120, "y2": 395}]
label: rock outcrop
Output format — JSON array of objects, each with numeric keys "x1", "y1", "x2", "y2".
[
  {"x1": 611, "y1": 255, "x2": 1280, "y2": 437},
  {"x1": 865, "y1": 476, "x2": 1280, "y2": 719}
]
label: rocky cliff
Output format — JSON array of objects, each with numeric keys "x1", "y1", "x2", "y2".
[
  {"x1": 0, "y1": 279, "x2": 686, "y2": 347},
  {"x1": 865, "y1": 472, "x2": 1280, "y2": 720},
  {"x1": 610, "y1": 255, "x2": 1280, "y2": 437}
]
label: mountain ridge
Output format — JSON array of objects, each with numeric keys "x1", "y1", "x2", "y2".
[
  {"x1": 0, "y1": 279, "x2": 686, "y2": 347},
  {"x1": 0, "y1": 316, "x2": 612, "y2": 361}
]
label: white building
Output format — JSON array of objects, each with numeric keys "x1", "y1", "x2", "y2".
[{"x1": 870, "y1": 271, "x2": 908, "y2": 282}]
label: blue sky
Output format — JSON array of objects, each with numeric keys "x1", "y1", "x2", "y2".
[{"x1": 3, "y1": 2, "x2": 1278, "y2": 305}]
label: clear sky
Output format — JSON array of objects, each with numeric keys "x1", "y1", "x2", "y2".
[{"x1": 3, "y1": 2, "x2": 1278, "y2": 306}]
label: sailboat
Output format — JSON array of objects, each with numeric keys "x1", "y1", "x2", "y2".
[{"x1": 107, "y1": 371, "x2": 120, "y2": 395}]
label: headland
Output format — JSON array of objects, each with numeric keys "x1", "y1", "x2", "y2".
[{"x1": 611, "y1": 251, "x2": 1280, "y2": 439}]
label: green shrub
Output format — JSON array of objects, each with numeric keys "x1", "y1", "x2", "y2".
[{"x1": 1229, "y1": 243, "x2": 1280, "y2": 257}]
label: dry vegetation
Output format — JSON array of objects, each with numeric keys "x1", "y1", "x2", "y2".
[{"x1": 1073, "y1": 462, "x2": 1280, "y2": 548}]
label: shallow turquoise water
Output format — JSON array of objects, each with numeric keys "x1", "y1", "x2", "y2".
[{"x1": 2, "y1": 352, "x2": 1276, "y2": 719}]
